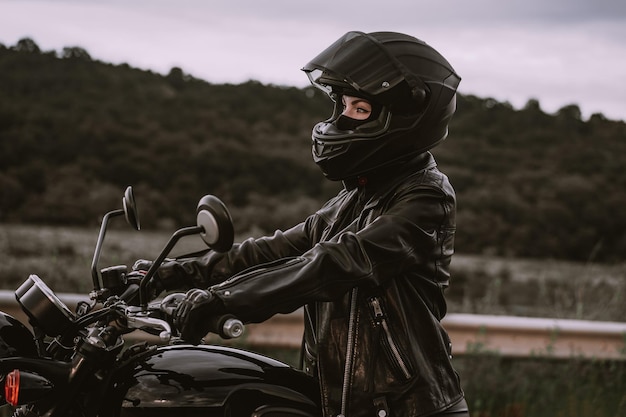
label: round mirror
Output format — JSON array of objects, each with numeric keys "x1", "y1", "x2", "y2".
[
  {"x1": 123, "y1": 186, "x2": 141, "y2": 231},
  {"x1": 196, "y1": 195, "x2": 234, "y2": 252}
]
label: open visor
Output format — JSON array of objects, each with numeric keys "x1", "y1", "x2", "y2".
[{"x1": 303, "y1": 31, "x2": 411, "y2": 97}]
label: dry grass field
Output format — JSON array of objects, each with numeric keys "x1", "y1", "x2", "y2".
[
  {"x1": 0, "y1": 223, "x2": 208, "y2": 294},
  {"x1": 1, "y1": 222, "x2": 625, "y2": 322}
]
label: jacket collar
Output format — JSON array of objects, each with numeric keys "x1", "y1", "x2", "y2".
[{"x1": 342, "y1": 152, "x2": 436, "y2": 194}]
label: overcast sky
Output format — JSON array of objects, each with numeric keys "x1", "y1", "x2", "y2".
[{"x1": 1, "y1": 0, "x2": 625, "y2": 121}]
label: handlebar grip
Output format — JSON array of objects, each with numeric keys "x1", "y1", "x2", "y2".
[{"x1": 157, "y1": 294, "x2": 244, "y2": 340}]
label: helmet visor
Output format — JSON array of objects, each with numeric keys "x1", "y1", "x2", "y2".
[{"x1": 303, "y1": 31, "x2": 407, "y2": 97}]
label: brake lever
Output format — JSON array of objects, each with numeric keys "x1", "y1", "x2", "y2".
[
  {"x1": 125, "y1": 306, "x2": 173, "y2": 342},
  {"x1": 160, "y1": 292, "x2": 186, "y2": 316}
]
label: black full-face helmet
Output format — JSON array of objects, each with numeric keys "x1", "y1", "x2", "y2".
[{"x1": 302, "y1": 31, "x2": 461, "y2": 181}]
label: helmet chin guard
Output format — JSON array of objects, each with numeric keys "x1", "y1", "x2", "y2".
[{"x1": 302, "y1": 31, "x2": 461, "y2": 181}]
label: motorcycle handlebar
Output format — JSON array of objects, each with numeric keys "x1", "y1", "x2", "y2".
[{"x1": 125, "y1": 293, "x2": 245, "y2": 341}]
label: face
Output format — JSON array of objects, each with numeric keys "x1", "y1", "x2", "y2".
[{"x1": 341, "y1": 95, "x2": 373, "y2": 120}]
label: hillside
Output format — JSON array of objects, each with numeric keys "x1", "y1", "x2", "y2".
[{"x1": 1, "y1": 38, "x2": 626, "y2": 262}]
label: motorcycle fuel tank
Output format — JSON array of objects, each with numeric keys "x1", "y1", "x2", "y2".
[{"x1": 113, "y1": 344, "x2": 319, "y2": 415}]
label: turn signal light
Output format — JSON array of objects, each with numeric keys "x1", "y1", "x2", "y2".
[
  {"x1": 3, "y1": 369, "x2": 54, "y2": 406},
  {"x1": 4, "y1": 369, "x2": 20, "y2": 406}
]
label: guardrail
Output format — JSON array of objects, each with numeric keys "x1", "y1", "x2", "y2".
[{"x1": 2, "y1": 291, "x2": 625, "y2": 360}]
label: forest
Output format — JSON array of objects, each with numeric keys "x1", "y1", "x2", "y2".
[{"x1": 1, "y1": 37, "x2": 626, "y2": 263}]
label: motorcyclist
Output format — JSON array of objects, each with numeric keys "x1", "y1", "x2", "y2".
[{"x1": 138, "y1": 31, "x2": 469, "y2": 417}]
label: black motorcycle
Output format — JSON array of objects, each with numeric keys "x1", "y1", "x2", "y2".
[{"x1": 0, "y1": 187, "x2": 320, "y2": 417}]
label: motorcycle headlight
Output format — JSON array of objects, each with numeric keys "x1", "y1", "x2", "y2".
[{"x1": 15, "y1": 275, "x2": 75, "y2": 337}]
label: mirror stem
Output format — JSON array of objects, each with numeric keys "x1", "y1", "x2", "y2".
[
  {"x1": 91, "y1": 209, "x2": 125, "y2": 290},
  {"x1": 139, "y1": 225, "x2": 204, "y2": 309}
]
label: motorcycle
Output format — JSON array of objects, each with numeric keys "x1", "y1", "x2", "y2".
[{"x1": 0, "y1": 187, "x2": 320, "y2": 417}]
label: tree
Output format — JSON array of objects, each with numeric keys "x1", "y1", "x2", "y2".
[
  {"x1": 62, "y1": 46, "x2": 92, "y2": 60},
  {"x1": 556, "y1": 104, "x2": 582, "y2": 121},
  {"x1": 523, "y1": 98, "x2": 542, "y2": 112},
  {"x1": 13, "y1": 37, "x2": 40, "y2": 53},
  {"x1": 166, "y1": 67, "x2": 185, "y2": 90}
]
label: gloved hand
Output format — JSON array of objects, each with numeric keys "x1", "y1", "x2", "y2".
[
  {"x1": 126, "y1": 259, "x2": 152, "y2": 281},
  {"x1": 174, "y1": 288, "x2": 226, "y2": 344},
  {"x1": 131, "y1": 256, "x2": 220, "y2": 297},
  {"x1": 129, "y1": 259, "x2": 164, "y2": 299},
  {"x1": 131, "y1": 259, "x2": 153, "y2": 275}
]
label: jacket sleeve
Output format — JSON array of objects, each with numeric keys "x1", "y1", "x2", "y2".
[
  {"x1": 211, "y1": 182, "x2": 455, "y2": 323},
  {"x1": 157, "y1": 220, "x2": 315, "y2": 289}
]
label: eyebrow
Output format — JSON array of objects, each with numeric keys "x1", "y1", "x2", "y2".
[{"x1": 342, "y1": 96, "x2": 372, "y2": 107}]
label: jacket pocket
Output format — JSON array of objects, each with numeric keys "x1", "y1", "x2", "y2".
[{"x1": 368, "y1": 296, "x2": 415, "y2": 381}]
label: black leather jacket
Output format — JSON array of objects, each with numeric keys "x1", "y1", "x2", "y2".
[{"x1": 160, "y1": 152, "x2": 464, "y2": 416}]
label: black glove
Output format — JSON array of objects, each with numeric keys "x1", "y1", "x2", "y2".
[
  {"x1": 132, "y1": 256, "x2": 221, "y2": 296},
  {"x1": 129, "y1": 259, "x2": 164, "y2": 299},
  {"x1": 174, "y1": 288, "x2": 226, "y2": 344}
]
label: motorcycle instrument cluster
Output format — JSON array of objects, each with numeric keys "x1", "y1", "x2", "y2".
[{"x1": 15, "y1": 274, "x2": 76, "y2": 337}]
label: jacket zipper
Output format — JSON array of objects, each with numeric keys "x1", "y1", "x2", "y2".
[
  {"x1": 339, "y1": 287, "x2": 359, "y2": 417},
  {"x1": 369, "y1": 296, "x2": 412, "y2": 380},
  {"x1": 214, "y1": 257, "x2": 302, "y2": 289}
]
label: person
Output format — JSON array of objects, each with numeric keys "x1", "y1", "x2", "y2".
[{"x1": 139, "y1": 31, "x2": 469, "y2": 417}]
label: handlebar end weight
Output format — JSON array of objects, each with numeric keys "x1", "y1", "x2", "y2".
[{"x1": 221, "y1": 317, "x2": 244, "y2": 339}]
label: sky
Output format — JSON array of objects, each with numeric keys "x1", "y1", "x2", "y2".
[{"x1": 1, "y1": 0, "x2": 625, "y2": 121}]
